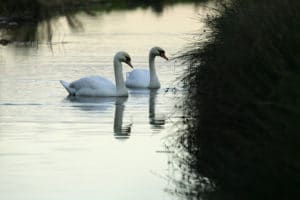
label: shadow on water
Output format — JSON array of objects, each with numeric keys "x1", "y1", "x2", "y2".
[{"x1": 0, "y1": 0, "x2": 206, "y2": 45}]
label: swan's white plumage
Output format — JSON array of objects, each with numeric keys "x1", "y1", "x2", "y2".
[
  {"x1": 60, "y1": 76, "x2": 118, "y2": 97},
  {"x1": 125, "y1": 46, "x2": 167, "y2": 89},
  {"x1": 125, "y1": 69, "x2": 150, "y2": 88},
  {"x1": 69, "y1": 76, "x2": 117, "y2": 96},
  {"x1": 60, "y1": 51, "x2": 132, "y2": 97}
]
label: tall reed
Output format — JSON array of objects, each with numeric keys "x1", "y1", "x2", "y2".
[{"x1": 177, "y1": 0, "x2": 300, "y2": 198}]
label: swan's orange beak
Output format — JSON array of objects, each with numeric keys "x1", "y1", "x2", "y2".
[
  {"x1": 126, "y1": 61, "x2": 134, "y2": 69},
  {"x1": 160, "y1": 52, "x2": 169, "y2": 60}
]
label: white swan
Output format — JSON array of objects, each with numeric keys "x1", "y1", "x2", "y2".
[
  {"x1": 125, "y1": 47, "x2": 168, "y2": 89},
  {"x1": 60, "y1": 51, "x2": 133, "y2": 97}
]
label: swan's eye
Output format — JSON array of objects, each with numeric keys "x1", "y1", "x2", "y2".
[
  {"x1": 159, "y1": 50, "x2": 165, "y2": 56},
  {"x1": 125, "y1": 56, "x2": 131, "y2": 62}
]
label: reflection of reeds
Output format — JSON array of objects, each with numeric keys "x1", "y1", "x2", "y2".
[
  {"x1": 0, "y1": 0, "x2": 91, "y2": 44},
  {"x1": 0, "y1": 0, "x2": 205, "y2": 45},
  {"x1": 174, "y1": 0, "x2": 300, "y2": 199}
]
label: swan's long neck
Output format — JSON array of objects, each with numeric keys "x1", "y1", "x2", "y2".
[
  {"x1": 149, "y1": 53, "x2": 160, "y2": 88},
  {"x1": 114, "y1": 57, "x2": 127, "y2": 96},
  {"x1": 149, "y1": 53, "x2": 157, "y2": 80}
]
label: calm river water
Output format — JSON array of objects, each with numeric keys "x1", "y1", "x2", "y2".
[{"x1": 0, "y1": 4, "x2": 208, "y2": 200}]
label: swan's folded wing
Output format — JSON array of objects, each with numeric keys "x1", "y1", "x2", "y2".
[
  {"x1": 125, "y1": 69, "x2": 150, "y2": 88},
  {"x1": 70, "y1": 76, "x2": 114, "y2": 90},
  {"x1": 69, "y1": 76, "x2": 117, "y2": 96}
]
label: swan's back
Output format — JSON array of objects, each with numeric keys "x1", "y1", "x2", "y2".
[
  {"x1": 125, "y1": 69, "x2": 150, "y2": 88},
  {"x1": 69, "y1": 76, "x2": 117, "y2": 97}
]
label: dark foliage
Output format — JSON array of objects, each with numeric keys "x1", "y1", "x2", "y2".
[{"x1": 176, "y1": 0, "x2": 300, "y2": 199}]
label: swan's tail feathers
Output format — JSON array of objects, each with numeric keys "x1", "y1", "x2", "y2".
[{"x1": 60, "y1": 80, "x2": 75, "y2": 96}]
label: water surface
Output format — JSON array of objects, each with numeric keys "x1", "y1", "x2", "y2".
[{"x1": 0, "y1": 4, "x2": 208, "y2": 200}]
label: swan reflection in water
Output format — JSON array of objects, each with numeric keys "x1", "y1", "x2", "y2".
[
  {"x1": 148, "y1": 89, "x2": 166, "y2": 128},
  {"x1": 113, "y1": 97, "x2": 132, "y2": 139},
  {"x1": 65, "y1": 89, "x2": 165, "y2": 138},
  {"x1": 66, "y1": 96, "x2": 132, "y2": 139},
  {"x1": 129, "y1": 89, "x2": 166, "y2": 129}
]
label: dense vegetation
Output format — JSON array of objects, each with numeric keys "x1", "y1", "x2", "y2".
[{"x1": 176, "y1": 0, "x2": 300, "y2": 199}]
